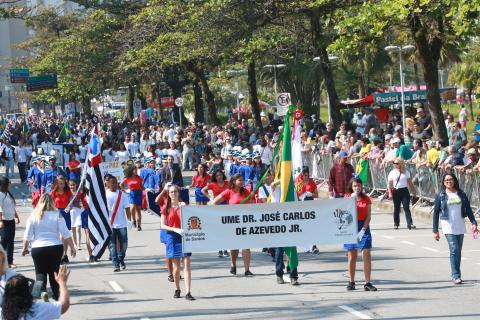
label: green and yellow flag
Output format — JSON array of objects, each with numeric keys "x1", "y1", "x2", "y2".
[
  {"x1": 58, "y1": 120, "x2": 71, "y2": 143},
  {"x1": 280, "y1": 109, "x2": 296, "y2": 202},
  {"x1": 279, "y1": 106, "x2": 298, "y2": 269}
]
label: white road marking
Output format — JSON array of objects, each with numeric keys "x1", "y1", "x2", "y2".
[
  {"x1": 381, "y1": 235, "x2": 394, "y2": 239},
  {"x1": 108, "y1": 281, "x2": 124, "y2": 293},
  {"x1": 401, "y1": 241, "x2": 416, "y2": 246},
  {"x1": 140, "y1": 318, "x2": 151, "y2": 320},
  {"x1": 422, "y1": 247, "x2": 441, "y2": 253},
  {"x1": 339, "y1": 305, "x2": 372, "y2": 319}
]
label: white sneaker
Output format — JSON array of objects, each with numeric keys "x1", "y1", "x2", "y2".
[{"x1": 453, "y1": 278, "x2": 462, "y2": 285}]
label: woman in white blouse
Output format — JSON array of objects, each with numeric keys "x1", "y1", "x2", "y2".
[
  {"x1": 387, "y1": 158, "x2": 417, "y2": 230},
  {"x1": 22, "y1": 194, "x2": 76, "y2": 300}
]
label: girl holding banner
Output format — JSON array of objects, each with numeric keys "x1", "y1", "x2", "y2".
[
  {"x1": 160, "y1": 185, "x2": 195, "y2": 301},
  {"x1": 344, "y1": 177, "x2": 377, "y2": 292},
  {"x1": 201, "y1": 169, "x2": 229, "y2": 257},
  {"x1": 212, "y1": 174, "x2": 254, "y2": 277}
]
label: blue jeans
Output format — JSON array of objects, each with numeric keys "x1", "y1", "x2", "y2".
[
  {"x1": 109, "y1": 228, "x2": 128, "y2": 267},
  {"x1": 445, "y1": 234, "x2": 464, "y2": 279},
  {"x1": 275, "y1": 248, "x2": 298, "y2": 279}
]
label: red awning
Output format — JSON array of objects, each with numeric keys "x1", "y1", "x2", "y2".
[{"x1": 340, "y1": 95, "x2": 374, "y2": 108}]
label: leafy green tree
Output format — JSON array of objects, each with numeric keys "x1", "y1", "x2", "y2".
[
  {"x1": 449, "y1": 41, "x2": 480, "y2": 120},
  {"x1": 334, "y1": 0, "x2": 480, "y2": 144}
]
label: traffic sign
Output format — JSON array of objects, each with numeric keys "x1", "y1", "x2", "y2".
[
  {"x1": 160, "y1": 96, "x2": 175, "y2": 108},
  {"x1": 133, "y1": 98, "x2": 142, "y2": 117},
  {"x1": 26, "y1": 75, "x2": 58, "y2": 92},
  {"x1": 174, "y1": 97, "x2": 184, "y2": 107},
  {"x1": 10, "y1": 69, "x2": 30, "y2": 83},
  {"x1": 275, "y1": 93, "x2": 291, "y2": 116}
]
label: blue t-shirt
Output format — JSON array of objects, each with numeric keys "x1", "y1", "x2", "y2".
[{"x1": 474, "y1": 123, "x2": 480, "y2": 142}]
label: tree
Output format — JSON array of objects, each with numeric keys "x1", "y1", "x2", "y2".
[
  {"x1": 334, "y1": 0, "x2": 480, "y2": 144},
  {"x1": 449, "y1": 41, "x2": 480, "y2": 120}
]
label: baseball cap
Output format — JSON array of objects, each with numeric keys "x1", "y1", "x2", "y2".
[
  {"x1": 338, "y1": 151, "x2": 348, "y2": 158},
  {"x1": 392, "y1": 138, "x2": 401, "y2": 144}
]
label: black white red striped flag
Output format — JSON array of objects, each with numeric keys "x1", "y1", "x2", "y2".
[{"x1": 86, "y1": 125, "x2": 111, "y2": 257}]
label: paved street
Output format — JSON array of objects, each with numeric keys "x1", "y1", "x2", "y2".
[{"x1": 10, "y1": 194, "x2": 480, "y2": 319}]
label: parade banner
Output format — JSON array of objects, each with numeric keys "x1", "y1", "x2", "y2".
[
  {"x1": 181, "y1": 197, "x2": 357, "y2": 253},
  {"x1": 100, "y1": 161, "x2": 125, "y2": 181}
]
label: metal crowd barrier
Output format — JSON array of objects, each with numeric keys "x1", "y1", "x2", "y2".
[{"x1": 311, "y1": 153, "x2": 480, "y2": 216}]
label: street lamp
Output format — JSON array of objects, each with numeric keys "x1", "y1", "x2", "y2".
[
  {"x1": 263, "y1": 64, "x2": 286, "y2": 97},
  {"x1": 313, "y1": 55, "x2": 339, "y2": 122},
  {"x1": 227, "y1": 69, "x2": 246, "y2": 121},
  {"x1": 438, "y1": 69, "x2": 444, "y2": 88},
  {"x1": 385, "y1": 44, "x2": 416, "y2": 140}
]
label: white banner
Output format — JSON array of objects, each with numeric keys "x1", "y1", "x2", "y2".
[
  {"x1": 181, "y1": 198, "x2": 357, "y2": 253},
  {"x1": 100, "y1": 161, "x2": 124, "y2": 181}
]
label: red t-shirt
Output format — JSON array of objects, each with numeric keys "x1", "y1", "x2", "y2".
[
  {"x1": 68, "y1": 160, "x2": 81, "y2": 172},
  {"x1": 122, "y1": 176, "x2": 143, "y2": 191},
  {"x1": 191, "y1": 173, "x2": 211, "y2": 188},
  {"x1": 346, "y1": 194, "x2": 371, "y2": 221},
  {"x1": 51, "y1": 190, "x2": 72, "y2": 209},
  {"x1": 162, "y1": 206, "x2": 182, "y2": 228},
  {"x1": 295, "y1": 176, "x2": 317, "y2": 196},
  {"x1": 207, "y1": 182, "x2": 229, "y2": 198},
  {"x1": 220, "y1": 188, "x2": 253, "y2": 204}
]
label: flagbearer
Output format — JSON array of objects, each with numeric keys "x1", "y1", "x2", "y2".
[
  {"x1": 106, "y1": 175, "x2": 132, "y2": 272},
  {"x1": 276, "y1": 106, "x2": 301, "y2": 285}
]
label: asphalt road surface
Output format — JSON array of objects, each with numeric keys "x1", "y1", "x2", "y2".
[
  {"x1": 5, "y1": 169, "x2": 480, "y2": 319},
  {"x1": 10, "y1": 203, "x2": 480, "y2": 320}
]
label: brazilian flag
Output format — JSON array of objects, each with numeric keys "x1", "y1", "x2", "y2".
[
  {"x1": 58, "y1": 121, "x2": 71, "y2": 142},
  {"x1": 279, "y1": 106, "x2": 298, "y2": 270}
]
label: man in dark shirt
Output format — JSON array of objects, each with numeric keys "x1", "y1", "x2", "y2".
[
  {"x1": 328, "y1": 151, "x2": 355, "y2": 198},
  {"x1": 416, "y1": 108, "x2": 432, "y2": 137}
]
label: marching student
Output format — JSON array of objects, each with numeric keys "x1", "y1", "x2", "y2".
[
  {"x1": 343, "y1": 177, "x2": 377, "y2": 291},
  {"x1": 190, "y1": 164, "x2": 211, "y2": 205},
  {"x1": 155, "y1": 183, "x2": 174, "y2": 282},
  {"x1": 44, "y1": 156, "x2": 67, "y2": 193},
  {"x1": 50, "y1": 176, "x2": 73, "y2": 264},
  {"x1": 27, "y1": 156, "x2": 46, "y2": 208},
  {"x1": 160, "y1": 184, "x2": 194, "y2": 300},
  {"x1": 140, "y1": 157, "x2": 158, "y2": 212},
  {"x1": 238, "y1": 154, "x2": 253, "y2": 187},
  {"x1": 228, "y1": 152, "x2": 242, "y2": 177},
  {"x1": 201, "y1": 169, "x2": 228, "y2": 203},
  {"x1": 66, "y1": 153, "x2": 81, "y2": 184},
  {"x1": 105, "y1": 175, "x2": 132, "y2": 272},
  {"x1": 67, "y1": 180, "x2": 84, "y2": 251},
  {"x1": 212, "y1": 174, "x2": 254, "y2": 276},
  {"x1": 120, "y1": 165, "x2": 144, "y2": 231},
  {"x1": 223, "y1": 151, "x2": 234, "y2": 179},
  {"x1": 201, "y1": 169, "x2": 229, "y2": 257}
]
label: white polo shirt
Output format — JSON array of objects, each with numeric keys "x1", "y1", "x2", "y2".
[
  {"x1": 106, "y1": 190, "x2": 130, "y2": 229},
  {"x1": 0, "y1": 192, "x2": 16, "y2": 220}
]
